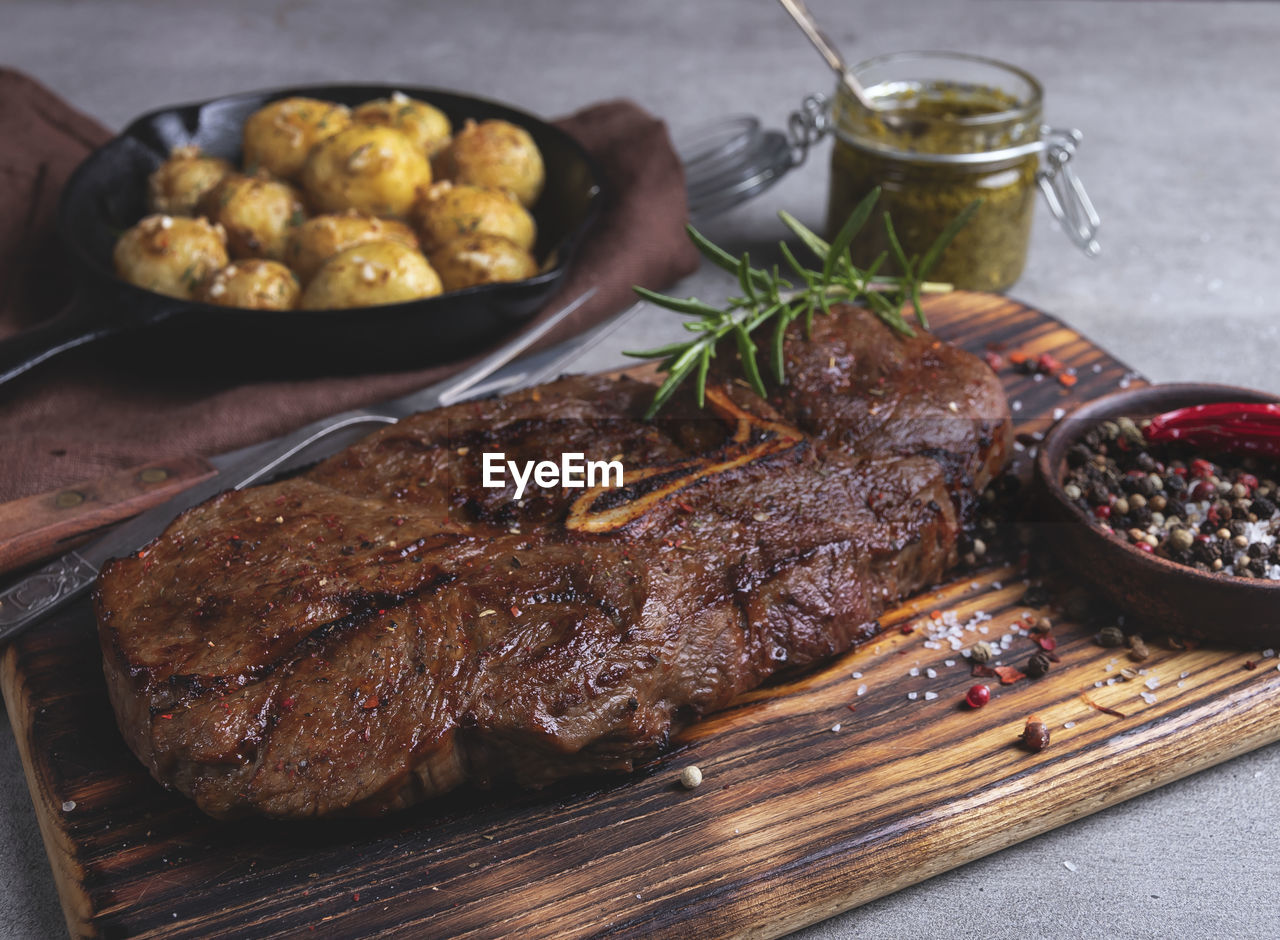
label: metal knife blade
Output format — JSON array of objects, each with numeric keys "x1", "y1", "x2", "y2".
[{"x1": 0, "y1": 286, "x2": 607, "y2": 641}]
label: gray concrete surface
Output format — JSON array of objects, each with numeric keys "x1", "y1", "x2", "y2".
[{"x1": 2, "y1": 0, "x2": 1279, "y2": 937}]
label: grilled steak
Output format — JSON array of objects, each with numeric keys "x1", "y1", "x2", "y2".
[{"x1": 95, "y1": 305, "x2": 1010, "y2": 818}]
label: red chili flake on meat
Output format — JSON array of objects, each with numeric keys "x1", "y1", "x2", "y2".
[
  {"x1": 282, "y1": 696, "x2": 296, "y2": 709},
  {"x1": 929, "y1": 610, "x2": 942, "y2": 621},
  {"x1": 362, "y1": 695, "x2": 380, "y2": 709},
  {"x1": 676, "y1": 500, "x2": 695, "y2": 513},
  {"x1": 1057, "y1": 373, "x2": 1078, "y2": 388},
  {"x1": 965, "y1": 684, "x2": 990, "y2": 708},
  {"x1": 352, "y1": 893, "x2": 361, "y2": 902},
  {"x1": 983, "y1": 351, "x2": 1004, "y2": 371},
  {"x1": 510, "y1": 605, "x2": 521, "y2": 617},
  {"x1": 1035, "y1": 636, "x2": 1057, "y2": 652},
  {"x1": 159, "y1": 713, "x2": 173, "y2": 720},
  {"x1": 994, "y1": 665, "x2": 1026, "y2": 684}
]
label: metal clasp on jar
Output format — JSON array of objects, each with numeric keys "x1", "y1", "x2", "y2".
[
  {"x1": 783, "y1": 96, "x2": 1103, "y2": 260},
  {"x1": 1038, "y1": 126, "x2": 1101, "y2": 256}
]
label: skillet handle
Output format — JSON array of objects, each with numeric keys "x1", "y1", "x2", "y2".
[{"x1": 0, "y1": 292, "x2": 108, "y2": 387}]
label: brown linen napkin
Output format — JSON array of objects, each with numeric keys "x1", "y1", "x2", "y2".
[{"x1": 0, "y1": 68, "x2": 699, "y2": 503}]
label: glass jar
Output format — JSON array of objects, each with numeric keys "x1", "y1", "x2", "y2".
[{"x1": 825, "y1": 51, "x2": 1087, "y2": 292}]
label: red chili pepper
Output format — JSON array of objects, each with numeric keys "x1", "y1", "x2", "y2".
[{"x1": 1145, "y1": 402, "x2": 1280, "y2": 459}]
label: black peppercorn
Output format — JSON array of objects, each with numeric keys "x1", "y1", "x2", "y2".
[
  {"x1": 1098, "y1": 625, "x2": 1125, "y2": 648},
  {"x1": 1025, "y1": 651, "x2": 1052, "y2": 678},
  {"x1": 1252, "y1": 497, "x2": 1276, "y2": 520},
  {"x1": 1067, "y1": 444, "x2": 1091, "y2": 468}
]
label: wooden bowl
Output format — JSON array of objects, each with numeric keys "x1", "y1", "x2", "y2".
[{"x1": 1034, "y1": 382, "x2": 1280, "y2": 645}]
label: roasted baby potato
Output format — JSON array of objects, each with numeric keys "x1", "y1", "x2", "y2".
[
  {"x1": 198, "y1": 173, "x2": 305, "y2": 261},
  {"x1": 242, "y1": 97, "x2": 351, "y2": 179},
  {"x1": 301, "y1": 125, "x2": 432, "y2": 217},
  {"x1": 300, "y1": 239, "x2": 442, "y2": 309},
  {"x1": 146, "y1": 145, "x2": 232, "y2": 216},
  {"x1": 113, "y1": 215, "x2": 228, "y2": 300},
  {"x1": 284, "y1": 211, "x2": 419, "y2": 282},
  {"x1": 353, "y1": 92, "x2": 452, "y2": 157},
  {"x1": 198, "y1": 259, "x2": 300, "y2": 310},
  {"x1": 427, "y1": 233, "x2": 537, "y2": 292},
  {"x1": 434, "y1": 119, "x2": 545, "y2": 208},
  {"x1": 411, "y1": 181, "x2": 536, "y2": 254}
]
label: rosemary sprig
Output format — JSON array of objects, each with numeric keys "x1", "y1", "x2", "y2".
[{"x1": 625, "y1": 189, "x2": 979, "y2": 418}]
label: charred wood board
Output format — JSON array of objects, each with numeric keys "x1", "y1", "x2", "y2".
[{"x1": 4, "y1": 292, "x2": 1278, "y2": 939}]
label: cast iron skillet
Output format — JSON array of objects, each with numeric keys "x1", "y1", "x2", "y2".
[{"x1": 0, "y1": 84, "x2": 603, "y2": 385}]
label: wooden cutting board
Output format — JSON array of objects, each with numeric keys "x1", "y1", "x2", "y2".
[{"x1": 4, "y1": 292, "x2": 1279, "y2": 939}]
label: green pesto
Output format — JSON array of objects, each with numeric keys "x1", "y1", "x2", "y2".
[{"x1": 827, "y1": 81, "x2": 1040, "y2": 292}]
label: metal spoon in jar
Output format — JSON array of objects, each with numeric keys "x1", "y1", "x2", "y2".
[{"x1": 774, "y1": 0, "x2": 917, "y2": 134}]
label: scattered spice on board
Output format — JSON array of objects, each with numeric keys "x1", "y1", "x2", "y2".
[
  {"x1": 1025, "y1": 651, "x2": 1052, "y2": 678},
  {"x1": 1021, "y1": 718, "x2": 1051, "y2": 752},
  {"x1": 1081, "y1": 693, "x2": 1126, "y2": 718},
  {"x1": 965, "y1": 684, "x2": 990, "y2": 708},
  {"x1": 679, "y1": 766, "x2": 703, "y2": 789},
  {"x1": 1098, "y1": 625, "x2": 1125, "y2": 648}
]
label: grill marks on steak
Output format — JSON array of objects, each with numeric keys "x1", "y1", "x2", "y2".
[{"x1": 95, "y1": 305, "x2": 1009, "y2": 818}]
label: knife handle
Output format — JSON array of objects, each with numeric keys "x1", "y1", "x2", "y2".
[{"x1": 0, "y1": 456, "x2": 217, "y2": 575}]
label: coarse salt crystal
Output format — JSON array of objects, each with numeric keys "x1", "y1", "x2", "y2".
[
  {"x1": 1145, "y1": 677, "x2": 1160, "y2": 690},
  {"x1": 1264, "y1": 649, "x2": 1276, "y2": 659},
  {"x1": 1063, "y1": 721, "x2": 1076, "y2": 729},
  {"x1": 926, "y1": 668, "x2": 937, "y2": 679},
  {"x1": 1053, "y1": 408, "x2": 1066, "y2": 421},
  {"x1": 1094, "y1": 680, "x2": 1103, "y2": 688},
  {"x1": 831, "y1": 723, "x2": 841, "y2": 732},
  {"x1": 62, "y1": 801, "x2": 75, "y2": 812},
  {"x1": 907, "y1": 692, "x2": 918, "y2": 701},
  {"x1": 1092, "y1": 363, "x2": 1103, "y2": 373},
  {"x1": 852, "y1": 672, "x2": 863, "y2": 679},
  {"x1": 909, "y1": 667, "x2": 920, "y2": 677},
  {"x1": 1140, "y1": 691, "x2": 1158, "y2": 704},
  {"x1": 924, "y1": 691, "x2": 938, "y2": 701},
  {"x1": 1012, "y1": 400, "x2": 1022, "y2": 412},
  {"x1": 1063, "y1": 861, "x2": 1078, "y2": 872},
  {"x1": 856, "y1": 684, "x2": 867, "y2": 696},
  {"x1": 944, "y1": 659, "x2": 956, "y2": 667}
]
